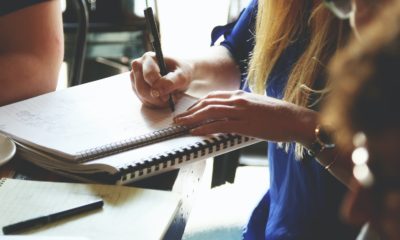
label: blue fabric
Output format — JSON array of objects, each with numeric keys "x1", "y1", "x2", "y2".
[
  {"x1": 211, "y1": 0, "x2": 257, "y2": 88},
  {"x1": 0, "y1": 0, "x2": 48, "y2": 16},
  {"x1": 212, "y1": 0, "x2": 359, "y2": 239}
]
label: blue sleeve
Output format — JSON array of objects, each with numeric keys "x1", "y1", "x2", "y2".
[
  {"x1": 211, "y1": 0, "x2": 258, "y2": 82},
  {"x1": 0, "y1": 0, "x2": 48, "y2": 16}
]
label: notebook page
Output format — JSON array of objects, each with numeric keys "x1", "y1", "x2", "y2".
[
  {"x1": 0, "y1": 178, "x2": 181, "y2": 240},
  {"x1": 0, "y1": 73, "x2": 197, "y2": 159}
]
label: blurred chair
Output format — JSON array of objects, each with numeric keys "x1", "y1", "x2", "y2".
[
  {"x1": 69, "y1": 0, "x2": 89, "y2": 86},
  {"x1": 63, "y1": 0, "x2": 151, "y2": 86}
]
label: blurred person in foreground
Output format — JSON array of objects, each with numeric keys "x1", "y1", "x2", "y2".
[{"x1": 322, "y1": 1, "x2": 400, "y2": 239}]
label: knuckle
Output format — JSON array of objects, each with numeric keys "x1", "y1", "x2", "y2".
[
  {"x1": 205, "y1": 105, "x2": 219, "y2": 112},
  {"x1": 131, "y1": 60, "x2": 141, "y2": 71},
  {"x1": 196, "y1": 99, "x2": 212, "y2": 109},
  {"x1": 204, "y1": 92, "x2": 214, "y2": 98},
  {"x1": 130, "y1": 58, "x2": 138, "y2": 66},
  {"x1": 144, "y1": 72, "x2": 159, "y2": 84},
  {"x1": 233, "y1": 90, "x2": 245, "y2": 95},
  {"x1": 206, "y1": 91, "x2": 220, "y2": 98},
  {"x1": 174, "y1": 71, "x2": 186, "y2": 84},
  {"x1": 232, "y1": 97, "x2": 248, "y2": 106},
  {"x1": 202, "y1": 99, "x2": 212, "y2": 105},
  {"x1": 143, "y1": 52, "x2": 155, "y2": 59}
]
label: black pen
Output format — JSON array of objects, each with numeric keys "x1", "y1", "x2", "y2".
[
  {"x1": 2, "y1": 199, "x2": 104, "y2": 235},
  {"x1": 144, "y1": 6, "x2": 175, "y2": 112}
]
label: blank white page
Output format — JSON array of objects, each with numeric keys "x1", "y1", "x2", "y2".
[{"x1": 0, "y1": 178, "x2": 181, "y2": 240}]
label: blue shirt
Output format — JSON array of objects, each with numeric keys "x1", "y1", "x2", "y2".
[
  {"x1": 0, "y1": 0, "x2": 48, "y2": 16},
  {"x1": 211, "y1": 0, "x2": 359, "y2": 239}
]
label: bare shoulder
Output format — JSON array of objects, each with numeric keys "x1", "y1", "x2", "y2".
[{"x1": 0, "y1": 0, "x2": 63, "y2": 55}]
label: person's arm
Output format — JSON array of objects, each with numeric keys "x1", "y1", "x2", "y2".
[
  {"x1": 0, "y1": 0, "x2": 64, "y2": 106},
  {"x1": 173, "y1": 90, "x2": 354, "y2": 187},
  {"x1": 131, "y1": 0, "x2": 257, "y2": 108},
  {"x1": 186, "y1": 46, "x2": 241, "y2": 97}
]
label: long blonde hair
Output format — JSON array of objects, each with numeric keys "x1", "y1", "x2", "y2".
[{"x1": 248, "y1": 0, "x2": 350, "y2": 159}]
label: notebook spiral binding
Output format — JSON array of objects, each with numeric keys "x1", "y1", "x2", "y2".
[
  {"x1": 76, "y1": 125, "x2": 190, "y2": 163},
  {"x1": 117, "y1": 133, "x2": 252, "y2": 183}
]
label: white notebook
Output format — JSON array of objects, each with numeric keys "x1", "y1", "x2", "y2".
[
  {"x1": 0, "y1": 178, "x2": 181, "y2": 240},
  {"x1": 0, "y1": 73, "x2": 260, "y2": 184}
]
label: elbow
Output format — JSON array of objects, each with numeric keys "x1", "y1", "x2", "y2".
[
  {"x1": 21, "y1": 42, "x2": 63, "y2": 100},
  {"x1": 48, "y1": 33, "x2": 64, "y2": 91},
  {"x1": 36, "y1": 34, "x2": 65, "y2": 93}
]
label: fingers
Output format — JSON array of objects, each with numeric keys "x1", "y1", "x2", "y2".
[
  {"x1": 131, "y1": 52, "x2": 161, "y2": 87},
  {"x1": 178, "y1": 91, "x2": 248, "y2": 118},
  {"x1": 178, "y1": 98, "x2": 233, "y2": 119},
  {"x1": 142, "y1": 52, "x2": 162, "y2": 86},
  {"x1": 130, "y1": 52, "x2": 190, "y2": 108},
  {"x1": 174, "y1": 104, "x2": 241, "y2": 126},
  {"x1": 187, "y1": 90, "x2": 246, "y2": 110},
  {"x1": 190, "y1": 119, "x2": 241, "y2": 135},
  {"x1": 173, "y1": 90, "x2": 250, "y2": 135},
  {"x1": 154, "y1": 68, "x2": 190, "y2": 97},
  {"x1": 131, "y1": 59, "x2": 167, "y2": 108},
  {"x1": 130, "y1": 53, "x2": 171, "y2": 108}
]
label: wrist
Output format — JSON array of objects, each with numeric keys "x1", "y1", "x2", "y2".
[
  {"x1": 306, "y1": 124, "x2": 336, "y2": 158},
  {"x1": 292, "y1": 107, "x2": 319, "y2": 147},
  {"x1": 186, "y1": 59, "x2": 197, "y2": 83}
]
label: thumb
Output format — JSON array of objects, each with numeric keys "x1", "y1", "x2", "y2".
[{"x1": 157, "y1": 69, "x2": 190, "y2": 95}]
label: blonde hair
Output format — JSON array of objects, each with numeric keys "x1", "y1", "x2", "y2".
[{"x1": 247, "y1": 0, "x2": 349, "y2": 159}]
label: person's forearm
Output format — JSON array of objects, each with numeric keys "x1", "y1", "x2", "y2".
[
  {"x1": 186, "y1": 46, "x2": 241, "y2": 96},
  {"x1": 0, "y1": 54, "x2": 59, "y2": 106}
]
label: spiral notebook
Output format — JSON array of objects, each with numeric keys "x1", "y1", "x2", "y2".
[{"x1": 0, "y1": 73, "x2": 260, "y2": 184}]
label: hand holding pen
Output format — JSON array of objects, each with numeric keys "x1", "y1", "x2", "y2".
[
  {"x1": 130, "y1": 8, "x2": 193, "y2": 110},
  {"x1": 144, "y1": 6, "x2": 175, "y2": 112}
]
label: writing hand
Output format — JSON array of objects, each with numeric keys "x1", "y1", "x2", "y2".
[{"x1": 130, "y1": 52, "x2": 192, "y2": 108}]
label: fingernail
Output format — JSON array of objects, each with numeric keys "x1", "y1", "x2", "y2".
[
  {"x1": 173, "y1": 117, "x2": 180, "y2": 123},
  {"x1": 131, "y1": 61, "x2": 137, "y2": 70},
  {"x1": 150, "y1": 89, "x2": 160, "y2": 98}
]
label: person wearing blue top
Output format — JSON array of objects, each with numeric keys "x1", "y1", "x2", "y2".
[
  {"x1": 130, "y1": 0, "x2": 384, "y2": 239},
  {"x1": 0, "y1": 0, "x2": 63, "y2": 106}
]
